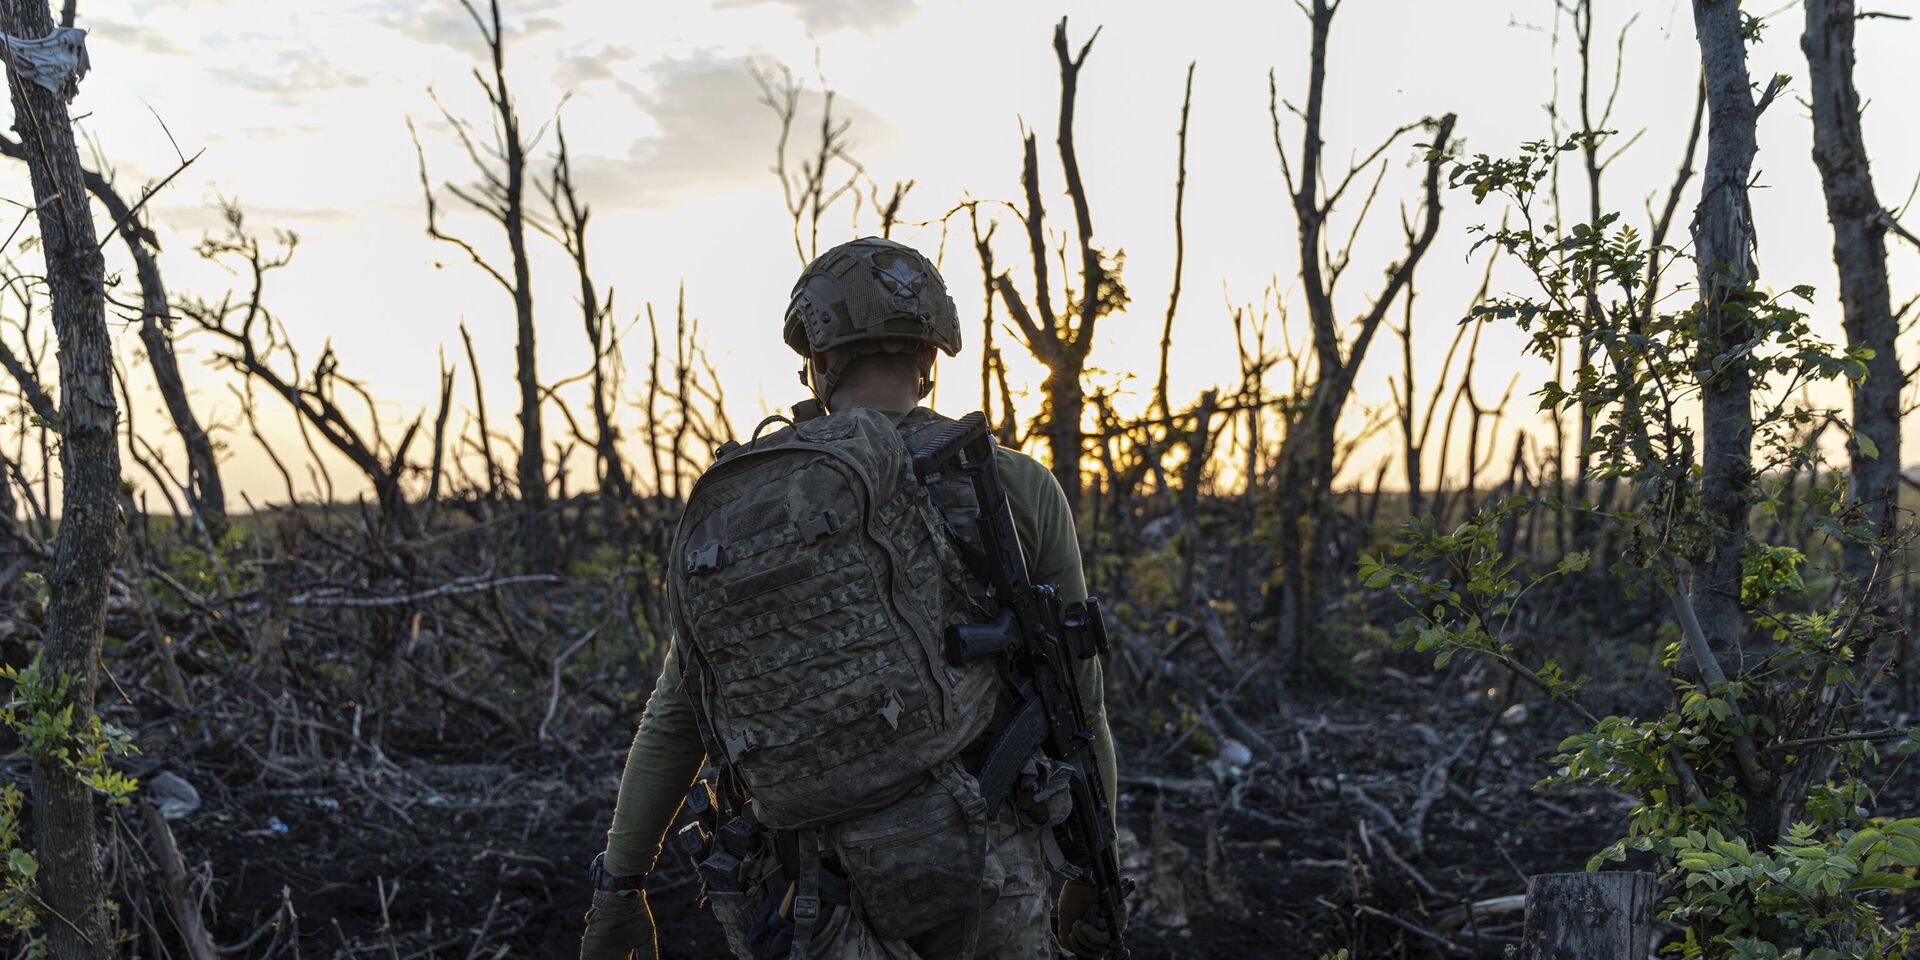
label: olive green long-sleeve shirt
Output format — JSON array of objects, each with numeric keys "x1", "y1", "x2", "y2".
[{"x1": 602, "y1": 439, "x2": 1118, "y2": 877}]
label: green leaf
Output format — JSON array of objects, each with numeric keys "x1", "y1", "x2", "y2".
[{"x1": 8, "y1": 847, "x2": 35, "y2": 878}]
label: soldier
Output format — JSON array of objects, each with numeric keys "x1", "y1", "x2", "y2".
[{"x1": 579, "y1": 237, "x2": 1121, "y2": 960}]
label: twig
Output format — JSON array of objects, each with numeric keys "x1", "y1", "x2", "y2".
[{"x1": 289, "y1": 574, "x2": 562, "y2": 608}]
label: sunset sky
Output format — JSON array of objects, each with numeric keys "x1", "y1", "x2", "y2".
[{"x1": 9, "y1": 0, "x2": 1919, "y2": 505}]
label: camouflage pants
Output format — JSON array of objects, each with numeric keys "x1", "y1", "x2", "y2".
[{"x1": 805, "y1": 818, "x2": 1053, "y2": 960}]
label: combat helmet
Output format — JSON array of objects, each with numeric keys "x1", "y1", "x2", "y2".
[{"x1": 784, "y1": 237, "x2": 960, "y2": 404}]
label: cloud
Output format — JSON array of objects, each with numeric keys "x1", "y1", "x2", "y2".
[
  {"x1": 210, "y1": 48, "x2": 369, "y2": 102},
  {"x1": 84, "y1": 17, "x2": 189, "y2": 57},
  {"x1": 554, "y1": 43, "x2": 640, "y2": 94},
  {"x1": 368, "y1": 2, "x2": 565, "y2": 52},
  {"x1": 150, "y1": 200, "x2": 361, "y2": 233},
  {"x1": 713, "y1": 0, "x2": 919, "y2": 35},
  {"x1": 568, "y1": 53, "x2": 892, "y2": 210}
]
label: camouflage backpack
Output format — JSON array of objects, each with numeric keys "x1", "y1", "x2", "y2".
[{"x1": 667, "y1": 406, "x2": 999, "y2": 831}]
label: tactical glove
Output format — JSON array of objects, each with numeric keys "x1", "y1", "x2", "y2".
[
  {"x1": 580, "y1": 852, "x2": 657, "y2": 960},
  {"x1": 580, "y1": 889, "x2": 656, "y2": 960},
  {"x1": 1054, "y1": 878, "x2": 1125, "y2": 959}
]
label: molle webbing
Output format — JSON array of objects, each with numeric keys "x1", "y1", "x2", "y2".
[{"x1": 666, "y1": 407, "x2": 1001, "y2": 830}]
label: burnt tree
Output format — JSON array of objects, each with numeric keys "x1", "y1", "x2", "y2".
[
  {"x1": 1269, "y1": 0, "x2": 1455, "y2": 670},
  {"x1": 0, "y1": 5, "x2": 122, "y2": 956},
  {"x1": 543, "y1": 121, "x2": 632, "y2": 502},
  {"x1": 414, "y1": 0, "x2": 550, "y2": 562},
  {"x1": 994, "y1": 18, "x2": 1130, "y2": 511},
  {"x1": 0, "y1": 136, "x2": 225, "y2": 540}
]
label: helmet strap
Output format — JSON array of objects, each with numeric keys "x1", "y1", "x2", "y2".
[
  {"x1": 803, "y1": 354, "x2": 858, "y2": 411},
  {"x1": 804, "y1": 348, "x2": 937, "y2": 408}
]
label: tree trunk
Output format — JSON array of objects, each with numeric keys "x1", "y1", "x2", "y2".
[
  {"x1": 1687, "y1": 0, "x2": 1760, "y2": 660},
  {"x1": 1519, "y1": 872, "x2": 1658, "y2": 960},
  {"x1": 1803, "y1": 0, "x2": 1902, "y2": 595},
  {"x1": 509, "y1": 147, "x2": 548, "y2": 559},
  {"x1": 135, "y1": 260, "x2": 226, "y2": 542},
  {"x1": 1274, "y1": 406, "x2": 1332, "y2": 672},
  {"x1": 482, "y1": 0, "x2": 549, "y2": 564},
  {"x1": 0, "y1": 5, "x2": 123, "y2": 957},
  {"x1": 1046, "y1": 360, "x2": 1085, "y2": 513},
  {"x1": 90, "y1": 164, "x2": 225, "y2": 540}
]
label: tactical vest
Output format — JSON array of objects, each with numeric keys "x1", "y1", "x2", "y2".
[{"x1": 667, "y1": 407, "x2": 999, "y2": 831}]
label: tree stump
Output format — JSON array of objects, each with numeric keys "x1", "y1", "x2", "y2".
[{"x1": 1519, "y1": 872, "x2": 1658, "y2": 960}]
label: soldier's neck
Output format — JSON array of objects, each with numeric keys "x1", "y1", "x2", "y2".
[{"x1": 828, "y1": 380, "x2": 919, "y2": 415}]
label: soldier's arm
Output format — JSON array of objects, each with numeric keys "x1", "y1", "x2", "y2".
[
  {"x1": 603, "y1": 645, "x2": 709, "y2": 877},
  {"x1": 996, "y1": 448, "x2": 1119, "y2": 822}
]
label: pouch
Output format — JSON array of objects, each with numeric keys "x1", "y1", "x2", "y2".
[{"x1": 831, "y1": 769, "x2": 988, "y2": 942}]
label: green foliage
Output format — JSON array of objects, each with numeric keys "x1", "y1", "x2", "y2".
[
  {"x1": 0, "y1": 785, "x2": 43, "y2": 958},
  {"x1": 1359, "y1": 498, "x2": 1587, "y2": 702},
  {"x1": 0, "y1": 654, "x2": 140, "y2": 955},
  {"x1": 0, "y1": 654, "x2": 139, "y2": 801},
  {"x1": 1654, "y1": 822, "x2": 1920, "y2": 959},
  {"x1": 1363, "y1": 136, "x2": 1914, "y2": 958},
  {"x1": 1123, "y1": 542, "x2": 1180, "y2": 612},
  {"x1": 149, "y1": 523, "x2": 253, "y2": 612}
]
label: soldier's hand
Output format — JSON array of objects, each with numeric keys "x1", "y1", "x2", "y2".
[
  {"x1": 1054, "y1": 878, "x2": 1125, "y2": 959},
  {"x1": 580, "y1": 889, "x2": 658, "y2": 960}
]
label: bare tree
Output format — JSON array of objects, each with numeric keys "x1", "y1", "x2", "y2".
[
  {"x1": 993, "y1": 18, "x2": 1130, "y2": 511},
  {"x1": 179, "y1": 208, "x2": 426, "y2": 539},
  {"x1": 0, "y1": 135, "x2": 225, "y2": 539},
  {"x1": 1803, "y1": 0, "x2": 1904, "y2": 599},
  {"x1": 1153, "y1": 62, "x2": 1196, "y2": 423},
  {"x1": 966, "y1": 203, "x2": 1021, "y2": 447},
  {"x1": 0, "y1": 3, "x2": 122, "y2": 955},
  {"x1": 1268, "y1": 0, "x2": 1457, "y2": 669},
  {"x1": 753, "y1": 62, "x2": 864, "y2": 266},
  {"x1": 412, "y1": 0, "x2": 550, "y2": 563},
  {"x1": 542, "y1": 121, "x2": 633, "y2": 502},
  {"x1": 1388, "y1": 264, "x2": 1476, "y2": 521}
]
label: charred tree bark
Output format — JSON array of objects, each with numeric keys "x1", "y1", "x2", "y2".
[
  {"x1": 415, "y1": 0, "x2": 550, "y2": 562},
  {"x1": 1686, "y1": 0, "x2": 1760, "y2": 667},
  {"x1": 1519, "y1": 872, "x2": 1658, "y2": 960},
  {"x1": 0, "y1": 4, "x2": 123, "y2": 956},
  {"x1": 992, "y1": 18, "x2": 1125, "y2": 513},
  {"x1": 1803, "y1": 0, "x2": 1902, "y2": 596},
  {"x1": 1269, "y1": 0, "x2": 1455, "y2": 672},
  {"x1": 488, "y1": 1, "x2": 548, "y2": 561},
  {"x1": 546, "y1": 122, "x2": 632, "y2": 502}
]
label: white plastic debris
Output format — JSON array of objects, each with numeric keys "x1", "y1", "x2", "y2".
[
  {"x1": 1216, "y1": 738, "x2": 1254, "y2": 768},
  {"x1": 147, "y1": 770, "x2": 201, "y2": 821},
  {"x1": 0, "y1": 27, "x2": 88, "y2": 101}
]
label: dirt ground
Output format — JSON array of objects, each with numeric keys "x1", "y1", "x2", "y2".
[{"x1": 147, "y1": 652, "x2": 1841, "y2": 960}]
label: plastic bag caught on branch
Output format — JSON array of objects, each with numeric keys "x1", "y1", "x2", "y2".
[{"x1": 1, "y1": 27, "x2": 88, "y2": 100}]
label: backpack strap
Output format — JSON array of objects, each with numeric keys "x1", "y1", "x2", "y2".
[
  {"x1": 929, "y1": 760, "x2": 990, "y2": 960},
  {"x1": 787, "y1": 828, "x2": 828, "y2": 960}
]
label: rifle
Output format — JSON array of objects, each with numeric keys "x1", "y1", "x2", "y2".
[{"x1": 912, "y1": 411, "x2": 1135, "y2": 959}]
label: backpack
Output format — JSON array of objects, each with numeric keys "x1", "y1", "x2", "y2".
[{"x1": 667, "y1": 406, "x2": 1000, "y2": 831}]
